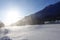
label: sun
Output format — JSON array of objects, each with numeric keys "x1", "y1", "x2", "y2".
[{"x1": 4, "y1": 8, "x2": 20, "y2": 25}]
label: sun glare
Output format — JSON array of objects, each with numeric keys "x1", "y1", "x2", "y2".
[{"x1": 4, "y1": 8, "x2": 21, "y2": 25}]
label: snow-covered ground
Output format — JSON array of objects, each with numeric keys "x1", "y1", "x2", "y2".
[{"x1": 0, "y1": 24, "x2": 60, "y2": 40}]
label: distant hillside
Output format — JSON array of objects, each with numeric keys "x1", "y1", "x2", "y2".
[
  {"x1": 11, "y1": 2, "x2": 60, "y2": 26},
  {"x1": 0, "y1": 21, "x2": 4, "y2": 27}
]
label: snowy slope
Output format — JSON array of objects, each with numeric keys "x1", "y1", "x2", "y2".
[{"x1": 0, "y1": 24, "x2": 60, "y2": 40}]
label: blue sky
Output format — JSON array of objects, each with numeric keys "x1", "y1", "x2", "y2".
[{"x1": 0, "y1": 0, "x2": 60, "y2": 25}]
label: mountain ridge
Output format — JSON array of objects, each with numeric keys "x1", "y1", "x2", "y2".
[{"x1": 11, "y1": 2, "x2": 60, "y2": 26}]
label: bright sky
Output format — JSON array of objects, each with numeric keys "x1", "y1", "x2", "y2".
[{"x1": 0, "y1": 0, "x2": 60, "y2": 25}]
